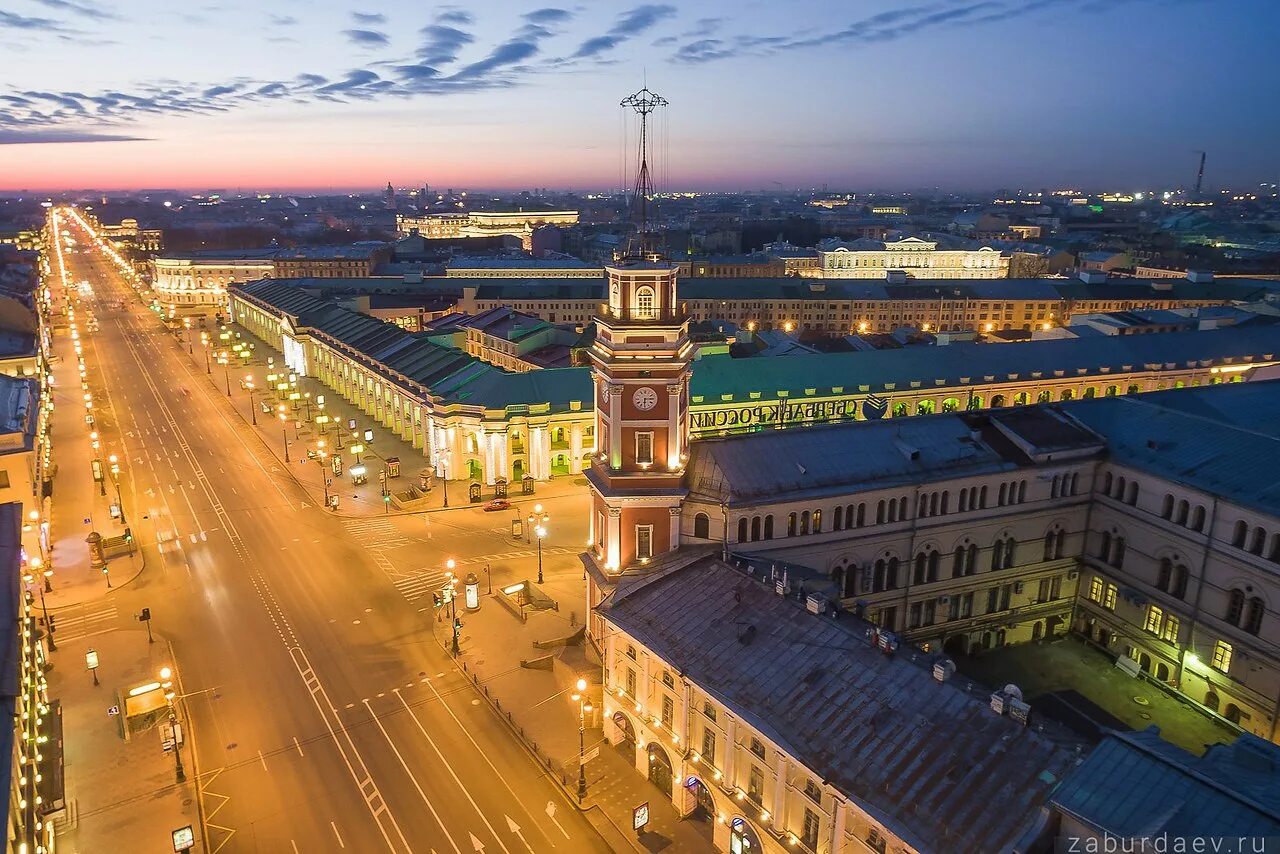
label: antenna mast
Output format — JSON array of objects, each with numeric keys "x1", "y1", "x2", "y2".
[
  {"x1": 1192, "y1": 150, "x2": 1206, "y2": 199},
  {"x1": 620, "y1": 86, "x2": 668, "y2": 259}
]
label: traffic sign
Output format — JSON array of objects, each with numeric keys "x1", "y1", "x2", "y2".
[
  {"x1": 633, "y1": 802, "x2": 649, "y2": 832},
  {"x1": 172, "y1": 825, "x2": 195, "y2": 851}
]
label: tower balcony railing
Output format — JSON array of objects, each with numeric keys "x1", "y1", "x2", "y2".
[{"x1": 597, "y1": 302, "x2": 688, "y2": 324}]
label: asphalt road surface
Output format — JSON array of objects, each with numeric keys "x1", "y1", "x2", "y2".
[{"x1": 57, "y1": 217, "x2": 610, "y2": 853}]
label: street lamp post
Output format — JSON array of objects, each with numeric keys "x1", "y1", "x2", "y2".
[
  {"x1": 526, "y1": 503, "x2": 548, "y2": 545},
  {"x1": 160, "y1": 666, "x2": 185, "y2": 783},
  {"x1": 220, "y1": 353, "x2": 232, "y2": 396},
  {"x1": 108, "y1": 454, "x2": 126, "y2": 525},
  {"x1": 28, "y1": 559, "x2": 56, "y2": 651},
  {"x1": 442, "y1": 558, "x2": 460, "y2": 656},
  {"x1": 245, "y1": 377, "x2": 257, "y2": 425},
  {"x1": 278, "y1": 408, "x2": 290, "y2": 462},
  {"x1": 571, "y1": 677, "x2": 592, "y2": 803},
  {"x1": 535, "y1": 524, "x2": 547, "y2": 584},
  {"x1": 201, "y1": 333, "x2": 210, "y2": 373},
  {"x1": 314, "y1": 442, "x2": 330, "y2": 508}
]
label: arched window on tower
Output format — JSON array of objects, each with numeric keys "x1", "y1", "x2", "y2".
[
  {"x1": 693, "y1": 513, "x2": 710, "y2": 539},
  {"x1": 634, "y1": 286, "x2": 657, "y2": 320}
]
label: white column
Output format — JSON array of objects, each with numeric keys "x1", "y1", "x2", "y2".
[
  {"x1": 608, "y1": 386, "x2": 622, "y2": 469},
  {"x1": 606, "y1": 508, "x2": 621, "y2": 570},
  {"x1": 530, "y1": 427, "x2": 544, "y2": 480},
  {"x1": 497, "y1": 432, "x2": 509, "y2": 482},
  {"x1": 570, "y1": 423, "x2": 583, "y2": 472},
  {"x1": 667, "y1": 382, "x2": 681, "y2": 468},
  {"x1": 669, "y1": 506, "x2": 681, "y2": 553},
  {"x1": 831, "y1": 798, "x2": 847, "y2": 854},
  {"x1": 724, "y1": 718, "x2": 737, "y2": 788},
  {"x1": 483, "y1": 431, "x2": 496, "y2": 485},
  {"x1": 772, "y1": 754, "x2": 787, "y2": 830}
]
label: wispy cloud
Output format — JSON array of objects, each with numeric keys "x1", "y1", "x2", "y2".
[
  {"x1": 0, "y1": 9, "x2": 73, "y2": 33},
  {"x1": 351, "y1": 11, "x2": 386, "y2": 24},
  {"x1": 0, "y1": 129, "x2": 148, "y2": 144},
  {"x1": 32, "y1": 0, "x2": 120, "y2": 22},
  {"x1": 572, "y1": 4, "x2": 676, "y2": 59},
  {"x1": 0, "y1": 3, "x2": 626, "y2": 133},
  {"x1": 670, "y1": 0, "x2": 1168, "y2": 63},
  {"x1": 343, "y1": 28, "x2": 390, "y2": 47}
]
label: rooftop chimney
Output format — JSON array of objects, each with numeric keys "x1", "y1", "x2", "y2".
[
  {"x1": 1077, "y1": 270, "x2": 1107, "y2": 284},
  {"x1": 1186, "y1": 269, "x2": 1214, "y2": 284},
  {"x1": 885, "y1": 269, "x2": 909, "y2": 284}
]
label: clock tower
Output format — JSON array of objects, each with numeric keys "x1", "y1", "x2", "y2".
[
  {"x1": 585, "y1": 259, "x2": 690, "y2": 575},
  {"x1": 582, "y1": 86, "x2": 690, "y2": 646}
]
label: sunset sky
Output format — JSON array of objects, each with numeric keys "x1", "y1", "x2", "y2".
[{"x1": 3, "y1": 0, "x2": 1277, "y2": 193}]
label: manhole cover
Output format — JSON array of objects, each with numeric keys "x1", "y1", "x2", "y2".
[
  {"x1": 472, "y1": 699, "x2": 480, "y2": 706},
  {"x1": 1133, "y1": 696, "x2": 1151, "y2": 706},
  {"x1": 1139, "y1": 712, "x2": 1152, "y2": 720}
]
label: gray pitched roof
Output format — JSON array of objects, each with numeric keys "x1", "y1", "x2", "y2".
[
  {"x1": 1051, "y1": 728, "x2": 1280, "y2": 838},
  {"x1": 602, "y1": 557, "x2": 1084, "y2": 853}
]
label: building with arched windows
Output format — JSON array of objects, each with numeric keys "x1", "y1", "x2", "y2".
[
  {"x1": 591, "y1": 375, "x2": 1280, "y2": 823},
  {"x1": 228, "y1": 276, "x2": 1280, "y2": 494}
]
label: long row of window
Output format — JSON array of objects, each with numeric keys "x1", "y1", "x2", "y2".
[{"x1": 727, "y1": 475, "x2": 1051, "y2": 544}]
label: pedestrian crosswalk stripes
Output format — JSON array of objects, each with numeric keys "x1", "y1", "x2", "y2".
[
  {"x1": 393, "y1": 572, "x2": 452, "y2": 603},
  {"x1": 51, "y1": 604, "x2": 118, "y2": 643},
  {"x1": 342, "y1": 518, "x2": 410, "y2": 550}
]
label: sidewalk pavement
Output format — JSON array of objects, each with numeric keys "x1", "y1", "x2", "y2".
[
  {"x1": 49, "y1": 629, "x2": 203, "y2": 854},
  {"x1": 44, "y1": 298, "x2": 143, "y2": 612},
  {"x1": 434, "y1": 553, "x2": 715, "y2": 852},
  {"x1": 183, "y1": 328, "x2": 589, "y2": 517}
]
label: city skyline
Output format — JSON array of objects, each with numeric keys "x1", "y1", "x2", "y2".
[{"x1": 4, "y1": 0, "x2": 1279, "y2": 193}]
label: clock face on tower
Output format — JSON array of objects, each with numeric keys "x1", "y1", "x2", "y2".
[{"x1": 632, "y1": 386, "x2": 658, "y2": 411}]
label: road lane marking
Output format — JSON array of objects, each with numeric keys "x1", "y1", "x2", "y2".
[
  {"x1": 360, "y1": 698, "x2": 463, "y2": 854},
  {"x1": 293, "y1": 736, "x2": 304, "y2": 757},
  {"x1": 544, "y1": 802, "x2": 570, "y2": 840},
  {"x1": 331, "y1": 821, "x2": 345, "y2": 849},
  {"x1": 294, "y1": 650, "x2": 409, "y2": 853},
  {"x1": 392, "y1": 689, "x2": 512, "y2": 854},
  {"x1": 416, "y1": 679, "x2": 567, "y2": 845},
  {"x1": 116, "y1": 322, "x2": 413, "y2": 852},
  {"x1": 258, "y1": 749, "x2": 268, "y2": 772}
]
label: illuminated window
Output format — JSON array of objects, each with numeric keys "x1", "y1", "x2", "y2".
[
  {"x1": 1103, "y1": 583, "x2": 1117, "y2": 611},
  {"x1": 1089, "y1": 577, "x2": 1105, "y2": 604},
  {"x1": 635, "y1": 525, "x2": 653, "y2": 560},
  {"x1": 1212, "y1": 640, "x2": 1233, "y2": 673},
  {"x1": 625, "y1": 667, "x2": 636, "y2": 696},
  {"x1": 701, "y1": 726, "x2": 716, "y2": 765},
  {"x1": 1143, "y1": 605, "x2": 1164, "y2": 635},
  {"x1": 661, "y1": 695, "x2": 674, "y2": 728},
  {"x1": 1162, "y1": 615, "x2": 1180, "y2": 643},
  {"x1": 635, "y1": 431, "x2": 653, "y2": 465},
  {"x1": 634, "y1": 286, "x2": 656, "y2": 320},
  {"x1": 802, "y1": 808, "x2": 820, "y2": 850}
]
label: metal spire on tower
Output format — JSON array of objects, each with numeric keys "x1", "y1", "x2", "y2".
[{"x1": 620, "y1": 86, "x2": 668, "y2": 260}]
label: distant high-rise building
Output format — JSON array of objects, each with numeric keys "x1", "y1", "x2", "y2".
[{"x1": 383, "y1": 181, "x2": 396, "y2": 210}]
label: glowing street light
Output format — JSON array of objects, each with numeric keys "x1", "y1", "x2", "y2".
[{"x1": 571, "y1": 676, "x2": 593, "y2": 802}]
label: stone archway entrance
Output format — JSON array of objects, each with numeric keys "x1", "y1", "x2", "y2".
[
  {"x1": 684, "y1": 775, "x2": 715, "y2": 820},
  {"x1": 612, "y1": 711, "x2": 636, "y2": 753},
  {"x1": 730, "y1": 817, "x2": 763, "y2": 854},
  {"x1": 943, "y1": 635, "x2": 968, "y2": 657},
  {"x1": 647, "y1": 743, "x2": 673, "y2": 797}
]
